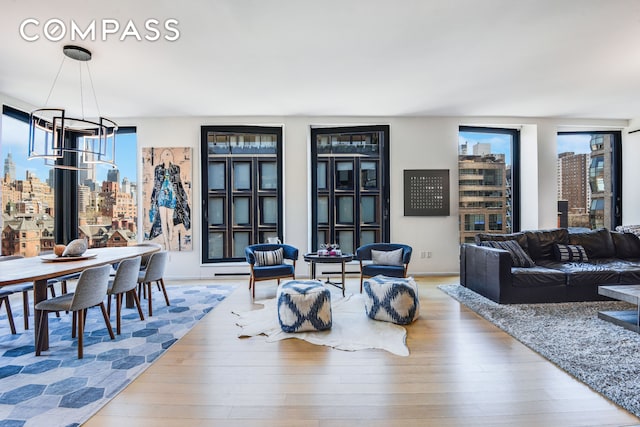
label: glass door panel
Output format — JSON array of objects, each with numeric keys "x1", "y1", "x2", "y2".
[
  {"x1": 360, "y1": 230, "x2": 377, "y2": 246},
  {"x1": 259, "y1": 162, "x2": 277, "y2": 190},
  {"x1": 208, "y1": 232, "x2": 224, "y2": 259},
  {"x1": 317, "y1": 197, "x2": 329, "y2": 224},
  {"x1": 337, "y1": 196, "x2": 354, "y2": 224},
  {"x1": 361, "y1": 196, "x2": 376, "y2": 224},
  {"x1": 208, "y1": 162, "x2": 225, "y2": 190},
  {"x1": 208, "y1": 198, "x2": 224, "y2": 225},
  {"x1": 335, "y1": 161, "x2": 354, "y2": 190},
  {"x1": 233, "y1": 231, "x2": 250, "y2": 258},
  {"x1": 361, "y1": 161, "x2": 378, "y2": 189},
  {"x1": 260, "y1": 197, "x2": 278, "y2": 224},
  {"x1": 233, "y1": 162, "x2": 251, "y2": 190},
  {"x1": 337, "y1": 230, "x2": 354, "y2": 255},
  {"x1": 233, "y1": 197, "x2": 250, "y2": 225}
]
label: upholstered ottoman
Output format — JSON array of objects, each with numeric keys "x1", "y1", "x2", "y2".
[
  {"x1": 277, "y1": 280, "x2": 332, "y2": 332},
  {"x1": 363, "y1": 275, "x2": 419, "y2": 325}
]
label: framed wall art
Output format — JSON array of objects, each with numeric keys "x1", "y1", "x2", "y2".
[{"x1": 403, "y1": 169, "x2": 450, "y2": 216}]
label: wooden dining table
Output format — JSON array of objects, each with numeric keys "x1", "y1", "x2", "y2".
[{"x1": 0, "y1": 245, "x2": 161, "y2": 352}]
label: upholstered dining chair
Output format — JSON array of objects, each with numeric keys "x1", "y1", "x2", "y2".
[
  {"x1": 355, "y1": 243, "x2": 413, "y2": 293},
  {"x1": 137, "y1": 251, "x2": 169, "y2": 317},
  {"x1": 107, "y1": 256, "x2": 144, "y2": 334},
  {"x1": 35, "y1": 264, "x2": 114, "y2": 359},
  {"x1": 245, "y1": 243, "x2": 298, "y2": 298},
  {"x1": 0, "y1": 254, "x2": 67, "y2": 331}
]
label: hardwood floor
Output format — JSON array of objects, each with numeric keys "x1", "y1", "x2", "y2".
[{"x1": 85, "y1": 276, "x2": 640, "y2": 427}]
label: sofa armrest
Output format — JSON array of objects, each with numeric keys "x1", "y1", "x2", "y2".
[{"x1": 460, "y1": 243, "x2": 513, "y2": 303}]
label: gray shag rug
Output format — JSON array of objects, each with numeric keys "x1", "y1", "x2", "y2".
[{"x1": 438, "y1": 284, "x2": 640, "y2": 418}]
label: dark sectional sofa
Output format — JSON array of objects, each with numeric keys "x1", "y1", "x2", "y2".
[{"x1": 460, "y1": 227, "x2": 640, "y2": 304}]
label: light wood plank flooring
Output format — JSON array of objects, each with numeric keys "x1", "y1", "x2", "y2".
[{"x1": 84, "y1": 276, "x2": 640, "y2": 427}]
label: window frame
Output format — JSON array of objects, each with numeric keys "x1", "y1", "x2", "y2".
[
  {"x1": 458, "y1": 126, "x2": 521, "y2": 242},
  {"x1": 557, "y1": 130, "x2": 622, "y2": 229},
  {"x1": 200, "y1": 125, "x2": 284, "y2": 263},
  {"x1": 310, "y1": 125, "x2": 390, "y2": 253},
  {"x1": 2, "y1": 105, "x2": 136, "y2": 250}
]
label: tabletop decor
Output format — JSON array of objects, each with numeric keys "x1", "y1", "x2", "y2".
[{"x1": 0, "y1": 283, "x2": 232, "y2": 427}]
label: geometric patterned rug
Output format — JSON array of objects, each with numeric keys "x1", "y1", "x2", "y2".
[{"x1": 0, "y1": 284, "x2": 233, "y2": 427}]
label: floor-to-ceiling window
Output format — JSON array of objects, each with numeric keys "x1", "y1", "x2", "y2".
[
  {"x1": 310, "y1": 125, "x2": 390, "y2": 255},
  {"x1": 458, "y1": 126, "x2": 520, "y2": 243},
  {"x1": 557, "y1": 131, "x2": 621, "y2": 229},
  {"x1": 1, "y1": 105, "x2": 137, "y2": 256},
  {"x1": 200, "y1": 125, "x2": 283, "y2": 263}
]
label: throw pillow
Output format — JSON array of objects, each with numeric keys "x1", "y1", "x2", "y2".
[
  {"x1": 553, "y1": 244, "x2": 589, "y2": 262},
  {"x1": 254, "y1": 248, "x2": 284, "y2": 266},
  {"x1": 480, "y1": 240, "x2": 535, "y2": 267},
  {"x1": 371, "y1": 248, "x2": 404, "y2": 266}
]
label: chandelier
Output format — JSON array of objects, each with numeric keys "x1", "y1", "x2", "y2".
[{"x1": 28, "y1": 45, "x2": 117, "y2": 170}]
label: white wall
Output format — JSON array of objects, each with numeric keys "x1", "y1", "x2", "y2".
[
  {"x1": 128, "y1": 114, "x2": 628, "y2": 280},
  {"x1": 1, "y1": 92, "x2": 632, "y2": 279}
]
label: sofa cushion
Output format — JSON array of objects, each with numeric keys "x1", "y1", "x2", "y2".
[
  {"x1": 616, "y1": 224, "x2": 640, "y2": 238},
  {"x1": 475, "y1": 231, "x2": 528, "y2": 250},
  {"x1": 568, "y1": 228, "x2": 615, "y2": 259},
  {"x1": 480, "y1": 240, "x2": 535, "y2": 267},
  {"x1": 511, "y1": 266, "x2": 567, "y2": 288},
  {"x1": 553, "y1": 244, "x2": 588, "y2": 262},
  {"x1": 540, "y1": 259, "x2": 619, "y2": 287},
  {"x1": 612, "y1": 231, "x2": 640, "y2": 259},
  {"x1": 525, "y1": 229, "x2": 569, "y2": 261}
]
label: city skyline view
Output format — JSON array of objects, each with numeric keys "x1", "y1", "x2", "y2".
[{"x1": 1, "y1": 114, "x2": 137, "y2": 184}]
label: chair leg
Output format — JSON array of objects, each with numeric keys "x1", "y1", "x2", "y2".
[
  {"x1": 77, "y1": 309, "x2": 84, "y2": 359},
  {"x1": 130, "y1": 290, "x2": 145, "y2": 321},
  {"x1": 115, "y1": 294, "x2": 122, "y2": 335},
  {"x1": 35, "y1": 310, "x2": 48, "y2": 356},
  {"x1": 159, "y1": 278, "x2": 170, "y2": 306},
  {"x1": 22, "y1": 291, "x2": 29, "y2": 330},
  {"x1": 107, "y1": 294, "x2": 112, "y2": 317},
  {"x1": 99, "y1": 302, "x2": 115, "y2": 340},
  {"x1": 360, "y1": 274, "x2": 364, "y2": 293},
  {"x1": 72, "y1": 311, "x2": 77, "y2": 339},
  {"x1": 147, "y1": 282, "x2": 153, "y2": 317},
  {"x1": 1, "y1": 297, "x2": 17, "y2": 335}
]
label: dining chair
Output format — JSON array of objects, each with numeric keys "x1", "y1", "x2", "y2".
[
  {"x1": 137, "y1": 251, "x2": 169, "y2": 317},
  {"x1": 35, "y1": 264, "x2": 114, "y2": 359},
  {"x1": 107, "y1": 256, "x2": 144, "y2": 334}
]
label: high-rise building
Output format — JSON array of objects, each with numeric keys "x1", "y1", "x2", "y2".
[
  {"x1": 107, "y1": 168, "x2": 120, "y2": 183},
  {"x1": 557, "y1": 152, "x2": 589, "y2": 228},
  {"x1": 3, "y1": 152, "x2": 16, "y2": 181},
  {"x1": 589, "y1": 134, "x2": 612, "y2": 229},
  {"x1": 459, "y1": 148, "x2": 509, "y2": 243}
]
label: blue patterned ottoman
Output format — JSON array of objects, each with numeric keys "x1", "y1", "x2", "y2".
[
  {"x1": 277, "y1": 280, "x2": 332, "y2": 332},
  {"x1": 363, "y1": 275, "x2": 420, "y2": 325}
]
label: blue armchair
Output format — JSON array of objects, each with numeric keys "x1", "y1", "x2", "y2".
[
  {"x1": 355, "y1": 243, "x2": 412, "y2": 292},
  {"x1": 245, "y1": 244, "x2": 299, "y2": 298}
]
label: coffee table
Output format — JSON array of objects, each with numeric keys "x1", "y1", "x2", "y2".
[
  {"x1": 598, "y1": 284, "x2": 640, "y2": 332},
  {"x1": 303, "y1": 253, "x2": 353, "y2": 296}
]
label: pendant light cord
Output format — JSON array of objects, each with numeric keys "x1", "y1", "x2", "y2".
[{"x1": 43, "y1": 56, "x2": 67, "y2": 107}]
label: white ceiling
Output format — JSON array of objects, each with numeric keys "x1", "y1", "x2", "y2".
[{"x1": 2, "y1": 0, "x2": 640, "y2": 120}]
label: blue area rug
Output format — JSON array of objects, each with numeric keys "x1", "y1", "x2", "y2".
[{"x1": 0, "y1": 283, "x2": 233, "y2": 427}]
